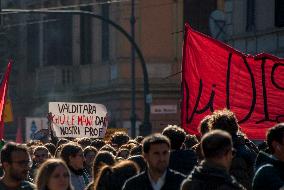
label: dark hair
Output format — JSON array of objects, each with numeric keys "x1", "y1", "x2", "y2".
[
  {"x1": 44, "y1": 143, "x2": 56, "y2": 156},
  {"x1": 209, "y1": 109, "x2": 239, "y2": 135},
  {"x1": 78, "y1": 137, "x2": 92, "y2": 148},
  {"x1": 94, "y1": 160, "x2": 139, "y2": 190},
  {"x1": 93, "y1": 151, "x2": 116, "y2": 179},
  {"x1": 142, "y1": 133, "x2": 170, "y2": 154},
  {"x1": 134, "y1": 136, "x2": 144, "y2": 144},
  {"x1": 199, "y1": 115, "x2": 211, "y2": 136},
  {"x1": 83, "y1": 146, "x2": 98, "y2": 157},
  {"x1": 130, "y1": 145, "x2": 142, "y2": 156},
  {"x1": 201, "y1": 130, "x2": 232, "y2": 159},
  {"x1": 56, "y1": 138, "x2": 70, "y2": 148},
  {"x1": 100, "y1": 144, "x2": 116, "y2": 155},
  {"x1": 183, "y1": 134, "x2": 199, "y2": 149},
  {"x1": 116, "y1": 148, "x2": 130, "y2": 159},
  {"x1": 1, "y1": 142, "x2": 29, "y2": 164},
  {"x1": 267, "y1": 123, "x2": 284, "y2": 153},
  {"x1": 60, "y1": 143, "x2": 82, "y2": 164},
  {"x1": 128, "y1": 155, "x2": 147, "y2": 171},
  {"x1": 162, "y1": 125, "x2": 185, "y2": 150},
  {"x1": 91, "y1": 139, "x2": 105, "y2": 150},
  {"x1": 111, "y1": 132, "x2": 130, "y2": 147}
]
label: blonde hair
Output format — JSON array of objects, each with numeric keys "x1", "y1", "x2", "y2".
[{"x1": 35, "y1": 158, "x2": 73, "y2": 190}]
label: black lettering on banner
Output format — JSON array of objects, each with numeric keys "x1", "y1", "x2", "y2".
[
  {"x1": 238, "y1": 56, "x2": 256, "y2": 124},
  {"x1": 256, "y1": 58, "x2": 276, "y2": 123},
  {"x1": 59, "y1": 126, "x2": 80, "y2": 135},
  {"x1": 271, "y1": 63, "x2": 284, "y2": 90},
  {"x1": 185, "y1": 79, "x2": 216, "y2": 124},
  {"x1": 226, "y1": 52, "x2": 233, "y2": 109}
]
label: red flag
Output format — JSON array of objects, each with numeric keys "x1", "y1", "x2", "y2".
[
  {"x1": 0, "y1": 61, "x2": 12, "y2": 139},
  {"x1": 181, "y1": 24, "x2": 284, "y2": 140}
]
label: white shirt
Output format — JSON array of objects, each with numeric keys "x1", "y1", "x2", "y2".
[{"x1": 148, "y1": 170, "x2": 167, "y2": 190}]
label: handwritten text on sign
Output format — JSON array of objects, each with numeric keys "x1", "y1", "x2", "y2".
[
  {"x1": 181, "y1": 24, "x2": 284, "y2": 140},
  {"x1": 49, "y1": 102, "x2": 108, "y2": 138}
]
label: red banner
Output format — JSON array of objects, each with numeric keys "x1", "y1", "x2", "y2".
[
  {"x1": 181, "y1": 24, "x2": 284, "y2": 140},
  {"x1": 0, "y1": 61, "x2": 12, "y2": 139}
]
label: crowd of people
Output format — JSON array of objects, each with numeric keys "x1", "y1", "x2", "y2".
[{"x1": 0, "y1": 108, "x2": 283, "y2": 190}]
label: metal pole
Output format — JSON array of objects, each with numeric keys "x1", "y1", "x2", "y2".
[
  {"x1": 2, "y1": 9, "x2": 152, "y2": 136},
  {"x1": 130, "y1": 0, "x2": 136, "y2": 138}
]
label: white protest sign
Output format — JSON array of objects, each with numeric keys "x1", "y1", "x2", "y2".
[{"x1": 49, "y1": 102, "x2": 108, "y2": 138}]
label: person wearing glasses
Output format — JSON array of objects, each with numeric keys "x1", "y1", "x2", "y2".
[
  {"x1": 0, "y1": 142, "x2": 35, "y2": 190},
  {"x1": 181, "y1": 130, "x2": 245, "y2": 190}
]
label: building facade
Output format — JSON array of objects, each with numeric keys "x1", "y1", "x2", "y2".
[{"x1": 1, "y1": 0, "x2": 184, "y2": 139}]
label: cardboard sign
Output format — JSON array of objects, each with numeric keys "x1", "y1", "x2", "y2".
[{"x1": 49, "y1": 102, "x2": 108, "y2": 138}]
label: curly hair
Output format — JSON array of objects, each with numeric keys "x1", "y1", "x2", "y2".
[
  {"x1": 209, "y1": 109, "x2": 239, "y2": 135},
  {"x1": 162, "y1": 125, "x2": 186, "y2": 150}
]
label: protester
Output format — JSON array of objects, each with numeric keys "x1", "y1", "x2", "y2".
[
  {"x1": 92, "y1": 151, "x2": 116, "y2": 180},
  {"x1": 209, "y1": 109, "x2": 257, "y2": 189},
  {"x1": 123, "y1": 133, "x2": 185, "y2": 190},
  {"x1": 192, "y1": 115, "x2": 212, "y2": 163},
  {"x1": 44, "y1": 143, "x2": 56, "y2": 157},
  {"x1": 31, "y1": 146, "x2": 51, "y2": 178},
  {"x1": 116, "y1": 148, "x2": 130, "y2": 159},
  {"x1": 110, "y1": 132, "x2": 130, "y2": 148},
  {"x1": 87, "y1": 160, "x2": 139, "y2": 190},
  {"x1": 252, "y1": 123, "x2": 284, "y2": 190},
  {"x1": 128, "y1": 155, "x2": 147, "y2": 172},
  {"x1": 60, "y1": 143, "x2": 89, "y2": 190},
  {"x1": 0, "y1": 142, "x2": 36, "y2": 189},
  {"x1": 162, "y1": 125, "x2": 197, "y2": 175},
  {"x1": 181, "y1": 130, "x2": 246, "y2": 190},
  {"x1": 83, "y1": 146, "x2": 98, "y2": 178},
  {"x1": 35, "y1": 158, "x2": 73, "y2": 190}
]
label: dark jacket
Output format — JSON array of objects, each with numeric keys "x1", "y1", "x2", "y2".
[
  {"x1": 181, "y1": 160, "x2": 246, "y2": 190},
  {"x1": 230, "y1": 134, "x2": 257, "y2": 190},
  {"x1": 252, "y1": 151, "x2": 284, "y2": 190},
  {"x1": 169, "y1": 149, "x2": 197, "y2": 175},
  {"x1": 122, "y1": 168, "x2": 185, "y2": 190}
]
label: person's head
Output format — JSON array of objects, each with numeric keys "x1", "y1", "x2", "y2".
[
  {"x1": 128, "y1": 155, "x2": 147, "y2": 172},
  {"x1": 134, "y1": 136, "x2": 144, "y2": 144},
  {"x1": 44, "y1": 143, "x2": 56, "y2": 157},
  {"x1": 36, "y1": 159, "x2": 73, "y2": 190},
  {"x1": 142, "y1": 134, "x2": 170, "y2": 174},
  {"x1": 130, "y1": 145, "x2": 142, "y2": 156},
  {"x1": 162, "y1": 125, "x2": 186, "y2": 150},
  {"x1": 33, "y1": 146, "x2": 50, "y2": 166},
  {"x1": 116, "y1": 148, "x2": 130, "y2": 159},
  {"x1": 94, "y1": 160, "x2": 139, "y2": 190},
  {"x1": 209, "y1": 109, "x2": 239, "y2": 135},
  {"x1": 111, "y1": 132, "x2": 130, "y2": 148},
  {"x1": 183, "y1": 134, "x2": 199, "y2": 149},
  {"x1": 60, "y1": 143, "x2": 84, "y2": 170},
  {"x1": 0, "y1": 142, "x2": 32, "y2": 182},
  {"x1": 92, "y1": 151, "x2": 116, "y2": 179},
  {"x1": 83, "y1": 146, "x2": 97, "y2": 167},
  {"x1": 266, "y1": 123, "x2": 284, "y2": 161},
  {"x1": 91, "y1": 139, "x2": 105, "y2": 150},
  {"x1": 100, "y1": 144, "x2": 117, "y2": 155},
  {"x1": 77, "y1": 137, "x2": 92, "y2": 149},
  {"x1": 201, "y1": 130, "x2": 235, "y2": 170},
  {"x1": 199, "y1": 115, "x2": 211, "y2": 136},
  {"x1": 56, "y1": 138, "x2": 70, "y2": 148}
]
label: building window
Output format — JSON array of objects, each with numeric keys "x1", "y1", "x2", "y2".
[
  {"x1": 183, "y1": 0, "x2": 217, "y2": 35},
  {"x1": 246, "y1": 0, "x2": 255, "y2": 31},
  {"x1": 275, "y1": 0, "x2": 284, "y2": 27},
  {"x1": 101, "y1": 3, "x2": 110, "y2": 62},
  {"x1": 43, "y1": 14, "x2": 72, "y2": 66},
  {"x1": 80, "y1": 6, "x2": 92, "y2": 65}
]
